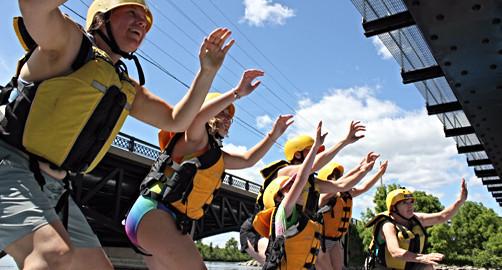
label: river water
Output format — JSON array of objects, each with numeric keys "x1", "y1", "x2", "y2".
[{"x1": 206, "y1": 261, "x2": 260, "y2": 269}]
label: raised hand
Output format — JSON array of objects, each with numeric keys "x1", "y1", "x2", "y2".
[
  {"x1": 314, "y1": 121, "x2": 328, "y2": 150},
  {"x1": 270, "y1": 114, "x2": 294, "y2": 139},
  {"x1": 234, "y1": 69, "x2": 264, "y2": 98},
  {"x1": 199, "y1": 28, "x2": 235, "y2": 72},
  {"x1": 458, "y1": 178, "x2": 468, "y2": 203},
  {"x1": 361, "y1": 152, "x2": 379, "y2": 172},
  {"x1": 344, "y1": 120, "x2": 366, "y2": 144},
  {"x1": 377, "y1": 160, "x2": 388, "y2": 175}
]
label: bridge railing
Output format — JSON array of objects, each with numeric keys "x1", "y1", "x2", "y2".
[{"x1": 112, "y1": 132, "x2": 261, "y2": 194}]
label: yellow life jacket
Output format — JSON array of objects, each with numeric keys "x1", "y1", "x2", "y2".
[
  {"x1": 366, "y1": 212, "x2": 427, "y2": 270},
  {"x1": 1, "y1": 17, "x2": 136, "y2": 173},
  {"x1": 140, "y1": 130, "x2": 224, "y2": 233},
  {"x1": 320, "y1": 192, "x2": 353, "y2": 240},
  {"x1": 262, "y1": 206, "x2": 322, "y2": 270}
]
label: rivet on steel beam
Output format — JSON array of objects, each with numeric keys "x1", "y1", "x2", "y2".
[
  {"x1": 490, "y1": 64, "x2": 497, "y2": 70},
  {"x1": 461, "y1": 70, "x2": 468, "y2": 76},
  {"x1": 472, "y1": 4, "x2": 481, "y2": 11},
  {"x1": 451, "y1": 46, "x2": 458, "y2": 51},
  {"x1": 436, "y1": 14, "x2": 445, "y2": 21},
  {"x1": 482, "y1": 38, "x2": 490, "y2": 44},
  {"x1": 430, "y1": 34, "x2": 439, "y2": 40}
]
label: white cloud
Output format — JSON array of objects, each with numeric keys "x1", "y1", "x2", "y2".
[
  {"x1": 256, "y1": 114, "x2": 273, "y2": 129},
  {"x1": 222, "y1": 143, "x2": 267, "y2": 184},
  {"x1": 288, "y1": 86, "x2": 470, "y2": 193},
  {"x1": 241, "y1": 0, "x2": 295, "y2": 27},
  {"x1": 372, "y1": 37, "x2": 393, "y2": 60}
]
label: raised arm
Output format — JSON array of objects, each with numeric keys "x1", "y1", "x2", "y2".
[
  {"x1": 317, "y1": 152, "x2": 378, "y2": 196},
  {"x1": 130, "y1": 28, "x2": 234, "y2": 132},
  {"x1": 185, "y1": 69, "x2": 264, "y2": 143},
  {"x1": 224, "y1": 114, "x2": 293, "y2": 169},
  {"x1": 281, "y1": 122, "x2": 326, "y2": 216},
  {"x1": 311, "y1": 121, "x2": 365, "y2": 172},
  {"x1": 350, "y1": 160, "x2": 388, "y2": 197},
  {"x1": 381, "y1": 222, "x2": 444, "y2": 264},
  {"x1": 415, "y1": 179, "x2": 468, "y2": 227}
]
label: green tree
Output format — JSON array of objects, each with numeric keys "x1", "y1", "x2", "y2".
[{"x1": 428, "y1": 201, "x2": 502, "y2": 267}]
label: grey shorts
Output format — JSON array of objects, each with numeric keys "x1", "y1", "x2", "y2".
[
  {"x1": 324, "y1": 238, "x2": 340, "y2": 250},
  {"x1": 0, "y1": 139, "x2": 101, "y2": 250}
]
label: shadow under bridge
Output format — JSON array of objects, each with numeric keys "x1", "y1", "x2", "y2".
[{"x1": 71, "y1": 132, "x2": 260, "y2": 247}]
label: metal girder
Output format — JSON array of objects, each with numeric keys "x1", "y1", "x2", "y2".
[
  {"x1": 482, "y1": 178, "x2": 502, "y2": 185},
  {"x1": 444, "y1": 126, "x2": 475, "y2": 137},
  {"x1": 426, "y1": 101, "x2": 462, "y2": 115},
  {"x1": 401, "y1": 65, "x2": 444, "y2": 84},
  {"x1": 487, "y1": 185, "x2": 502, "y2": 192},
  {"x1": 457, "y1": 144, "x2": 484, "y2": 154},
  {"x1": 475, "y1": 169, "x2": 498, "y2": 178},
  {"x1": 363, "y1": 11, "x2": 415, "y2": 37},
  {"x1": 468, "y1": 159, "x2": 492, "y2": 166}
]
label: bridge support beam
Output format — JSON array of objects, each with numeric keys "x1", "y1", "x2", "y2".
[
  {"x1": 426, "y1": 101, "x2": 462, "y2": 115},
  {"x1": 444, "y1": 126, "x2": 475, "y2": 137},
  {"x1": 475, "y1": 169, "x2": 498, "y2": 178},
  {"x1": 363, "y1": 11, "x2": 415, "y2": 37},
  {"x1": 468, "y1": 159, "x2": 492, "y2": 166},
  {"x1": 401, "y1": 65, "x2": 444, "y2": 84},
  {"x1": 457, "y1": 144, "x2": 484, "y2": 154}
]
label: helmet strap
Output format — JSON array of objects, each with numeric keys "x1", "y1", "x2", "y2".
[{"x1": 93, "y1": 12, "x2": 145, "y2": 85}]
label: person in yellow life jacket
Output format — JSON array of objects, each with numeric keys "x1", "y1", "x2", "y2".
[
  {"x1": 261, "y1": 121, "x2": 326, "y2": 270},
  {"x1": 365, "y1": 180, "x2": 468, "y2": 270},
  {"x1": 241, "y1": 121, "x2": 368, "y2": 263},
  {"x1": 0, "y1": 0, "x2": 236, "y2": 269},
  {"x1": 124, "y1": 71, "x2": 294, "y2": 269},
  {"x1": 315, "y1": 159, "x2": 388, "y2": 270}
]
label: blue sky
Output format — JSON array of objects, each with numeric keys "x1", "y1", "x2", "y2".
[{"x1": 1, "y1": 0, "x2": 500, "y2": 262}]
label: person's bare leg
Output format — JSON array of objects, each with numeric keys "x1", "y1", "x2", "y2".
[
  {"x1": 329, "y1": 241, "x2": 344, "y2": 270},
  {"x1": 69, "y1": 247, "x2": 113, "y2": 270},
  {"x1": 315, "y1": 249, "x2": 333, "y2": 270},
  {"x1": 138, "y1": 209, "x2": 207, "y2": 270},
  {"x1": 5, "y1": 221, "x2": 74, "y2": 270},
  {"x1": 245, "y1": 238, "x2": 267, "y2": 265}
]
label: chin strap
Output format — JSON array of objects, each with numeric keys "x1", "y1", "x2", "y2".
[{"x1": 93, "y1": 12, "x2": 145, "y2": 85}]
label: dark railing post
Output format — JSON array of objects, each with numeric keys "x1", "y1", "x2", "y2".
[
  {"x1": 128, "y1": 137, "x2": 135, "y2": 152},
  {"x1": 228, "y1": 175, "x2": 233, "y2": 186},
  {"x1": 245, "y1": 181, "x2": 249, "y2": 191}
]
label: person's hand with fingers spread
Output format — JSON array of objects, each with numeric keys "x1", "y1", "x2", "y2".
[
  {"x1": 233, "y1": 69, "x2": 264, "y2": 98},
  {"x1": 269, "y1": 114, "x2": 294, "y2": 141},
  {"x1": 344, "y1": 120, "x2": 366, "y2": 144},
  {"x1": 313, "y1": 121, "x2": 328, "y2": 153},
  {"x1": 199, "y1": 28, "x2": 235, "y2": 72}
]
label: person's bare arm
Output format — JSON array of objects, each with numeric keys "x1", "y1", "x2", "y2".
[
  {"x1": 130, "y1": 28, "x2": 234, "y2": 132},
  {"x1": 350, "y1": 160, "x2": 388, "y2": 197},
  {"x1": 311, "y1": 121, "x2": 365, "y2": 172},
  {"x1": 382, "y1": 222, "x2": 444, "y2": 264},
  {"x1": 224, "y1": 115, "x2": 293, "y2": 169},
  {"x1": 416, "y1": 179, "x2": 468, "y2": 227}
]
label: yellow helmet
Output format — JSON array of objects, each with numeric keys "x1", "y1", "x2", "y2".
[
  {"x1": 204, "y1": 92, "x2": 235, "y2": 118},
  {"x1": 284, "y1": 135, "x2": 325, "y2": 161},
  {"x1": 262, "y1": 176, "x2": 291, "y2": 209},
  {"x1": 317, "y1": 162, "x2": 344, "y2": 181},
  {"x1": 386, "y1": 188, "x2": 414, "y2": 211},
  {"x1": 86, "y1": 0, "x2": 153, "y2": 32}
]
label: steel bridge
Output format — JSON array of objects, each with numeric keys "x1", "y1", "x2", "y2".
[
  {"x1": 71, "y1": 132, "x2": 261, "y2": 247},
  {"x1": 350, "y1": 0, "x2": 502, "y2": 207}
]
